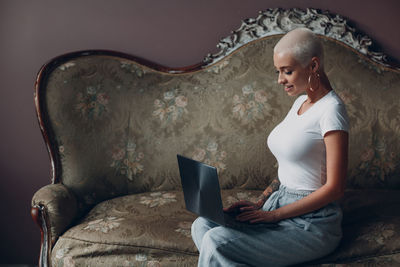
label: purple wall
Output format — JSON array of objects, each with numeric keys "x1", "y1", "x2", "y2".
[{"x1": 1, "y1": 0, "x2": 399, "y2": 264}]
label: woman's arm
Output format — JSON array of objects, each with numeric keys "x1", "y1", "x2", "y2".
[
  {"x1": 237, "y1": 130, "x2": 348, "y2": 223},
  {"x1": 255, "y1": 177, "x2": 281, "y2": 207}
]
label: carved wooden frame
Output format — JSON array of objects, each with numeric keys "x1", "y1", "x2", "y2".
[{"x1": 203, "y1": 8, "x2": 399, "y2": 71}]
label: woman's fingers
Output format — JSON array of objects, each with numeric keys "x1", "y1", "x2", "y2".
[
  {"x1": 223, "y1": 202, "x2": 240, "y2": 212},
  {"x1": 224, "y1": 203, "x2": 240, "y2": 212},
  {"x1": 236, "y1": 210, "x2": 274, "y2": 224},
  {"x1": 224, "y1": 201, "x2": 253, "y2": 212},
  {"x1": 239, "y1": 205, "x2": 257, "y2": 212},
  {"x1": 249, "y1": 217, "x2": 265, "y2": 223},
  {"x1": 236, "y1": 210, "x2": 262, "y2": 221}
]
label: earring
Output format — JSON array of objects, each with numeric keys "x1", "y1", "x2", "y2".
[
  {"x1": 308, "y1": 75, "x2": 313, "y2": 92},
  {"x1": 308, "y1": 73, "x2": 320, "y2": 92}
]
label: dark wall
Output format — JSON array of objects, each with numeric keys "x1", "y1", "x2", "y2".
[{"x1": 1, "y1": 0, "x2": 399, "y2": 264}]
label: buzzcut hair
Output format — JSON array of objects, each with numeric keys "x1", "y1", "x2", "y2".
[{"x1": 273, "y1": 28, "x2": 324, "y2": 69}]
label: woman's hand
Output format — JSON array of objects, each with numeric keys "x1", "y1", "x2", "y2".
[
  {"x1": 223, "y1": 200, "x2": 263, "y2": 214},
  {"x1": 236, "y1": 210, "x2": 279, "y2": 224}
]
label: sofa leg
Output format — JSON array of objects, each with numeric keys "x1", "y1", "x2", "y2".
[{"x1": 31, "y1": 205, "x2": 51, "y2": 267}]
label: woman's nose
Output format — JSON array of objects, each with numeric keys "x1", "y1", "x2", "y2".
[{"x1": 277, "y1": 73, "x2": 286, "y2": 84}]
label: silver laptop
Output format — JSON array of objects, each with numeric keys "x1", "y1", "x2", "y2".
[{"x1": 177, "y1": 154, "x2": 277, "y2": 228}]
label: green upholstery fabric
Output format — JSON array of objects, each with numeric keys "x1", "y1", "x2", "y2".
[{"x1": 32, "y1": 35, "x2": 400, "y2": 266}]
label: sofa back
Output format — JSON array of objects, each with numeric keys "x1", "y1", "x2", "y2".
[{"x1": 36, "y1": 34, "x2": 400, "y2": 209}]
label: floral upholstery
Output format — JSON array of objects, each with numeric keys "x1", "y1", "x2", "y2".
[
  {"x1": 32, "y1": 35, "x2": 400, "y2": 266},
  {"x1": 49, "y1": 190, "x2": 260, "y2": 266}
]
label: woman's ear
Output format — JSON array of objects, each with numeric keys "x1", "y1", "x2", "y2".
[{"x1": 310, "y1": 57, "x2": 320, "y2": 73}]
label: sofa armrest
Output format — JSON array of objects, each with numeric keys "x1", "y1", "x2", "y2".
[{"x1": 31, "y1": 183, "x2": 78, "y2": 245}]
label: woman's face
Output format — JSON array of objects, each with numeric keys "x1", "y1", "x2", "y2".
[{"x1": 273, "y1": 52, "x2": 310, "y2": 96}]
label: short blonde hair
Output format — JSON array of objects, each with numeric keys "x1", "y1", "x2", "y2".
[{"x1": 274, "y1": 28, "x2": 324, "y2": 69}]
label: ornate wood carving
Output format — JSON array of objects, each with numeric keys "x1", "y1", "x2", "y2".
[{"x1": 203, "y1": 8, "x2": 399, "y2": 70}]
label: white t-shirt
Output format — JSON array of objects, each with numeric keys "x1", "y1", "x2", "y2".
[{"x1": 267, "y1": 90, "x2": 349, "y2": 191}]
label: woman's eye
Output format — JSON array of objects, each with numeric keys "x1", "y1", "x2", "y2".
[{"x1": 275, "y1": 70, "x2": 292, "y2": 75}]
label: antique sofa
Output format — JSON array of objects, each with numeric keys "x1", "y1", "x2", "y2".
[{"x1": 31, "y1": 8, "x2": 400, "y2": 267}]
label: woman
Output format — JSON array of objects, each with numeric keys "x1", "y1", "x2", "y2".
[{"x1": 191, "y1": 28, "x2": 349, "y2": 266}]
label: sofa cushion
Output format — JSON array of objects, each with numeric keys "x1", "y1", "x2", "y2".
[
  {"x1": 307, "y1": 190, "x2": 400, "y2": 265},
  {"x1": 51, "y1": 189, "x2": 262, "y2": 266},
  {"x1": 52, "y1": 189, "x2": 400, "y2": 266}
]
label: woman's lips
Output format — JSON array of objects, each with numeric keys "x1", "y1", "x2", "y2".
[{"x1": 284, "y1": 85, "x2": 293, "y2": 92}]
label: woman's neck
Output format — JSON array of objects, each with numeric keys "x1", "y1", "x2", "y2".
[{"x1": 306, "y1": 72, "x2": 333, "y2": 103}]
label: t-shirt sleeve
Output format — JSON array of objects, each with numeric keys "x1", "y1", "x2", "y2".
[{"x1": 319, "y1": 103, "x2": 349, "y2": 136}]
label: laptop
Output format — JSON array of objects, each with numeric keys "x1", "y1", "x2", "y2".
[{"x1": 177, "y1": 154, "x2": 277, "y2": 228}]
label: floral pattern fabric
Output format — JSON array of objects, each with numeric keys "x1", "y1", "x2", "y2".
[
  {"x1": 76, "y1": 85, "x2": 110, "y2": 119},
  {"x1": 43, "y1": 36, "x2": 400, "y2": 206},
  {"x1": 110, "y1": 137, "x2": 145, "y2": 180},
  {"x1": 232, "y1": 83, "x2": 273, "y2": 128},
  {"x1": 139, "y1": 192, "x2": 177, "y2": 207},
  {"x1": 83, "y1": 216, "x2": 125, "y2": 233},
  {"x1": 48, "y1": 189, "x2": 400, "y2": 266},
  {"x1": 50, "y1": 189, "x2": 264, "y2": 266},
  {"x1": 191, "y1": 141, "x2": 227, "y2": 174},
  {"x1": 153, "y1": 90, "x2": 189, "y2": 127}
]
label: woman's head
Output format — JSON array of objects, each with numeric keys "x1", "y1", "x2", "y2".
[
  {"x1": 273, "y1": 28, "x2": 325, "y2": 96},
  {"x1": 274, "y1": 27, "x2": 324, "y2": 69}
]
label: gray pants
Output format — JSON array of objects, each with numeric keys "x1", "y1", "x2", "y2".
[{"x1": 191, "y1": 185, "x2": 342, "y2": 267}]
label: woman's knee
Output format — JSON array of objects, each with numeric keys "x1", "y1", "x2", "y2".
[
  {"x1": 192, "y1": 217, "x2": 208, "y2": 229},
  {"x1": 198, "y1": 228, "x2": 247, "y2": 266},
  {"x1": 192, "y1": 217, "x2": 210, "y2": 238},
  {"x1": 201, "y1": 230, "x2": 218, "y2": 248},
  {"x1": 191, "y1": 217, "x2": 218, "y2": 250},
  {"x1": 201, "y1": 227, "x2": 238, "y2": 251}
]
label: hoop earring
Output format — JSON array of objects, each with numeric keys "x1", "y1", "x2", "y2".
[
  {"x1": 308, "y1": 73, "x2": 320, "y2": 92},
  {"x1": 308, "y1": 75, "x2": 313, "y2": 92}
]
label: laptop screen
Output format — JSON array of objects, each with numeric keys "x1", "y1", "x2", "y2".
[{"x1": 177, "y1": 154, "x2": 225, "y2": 224}]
